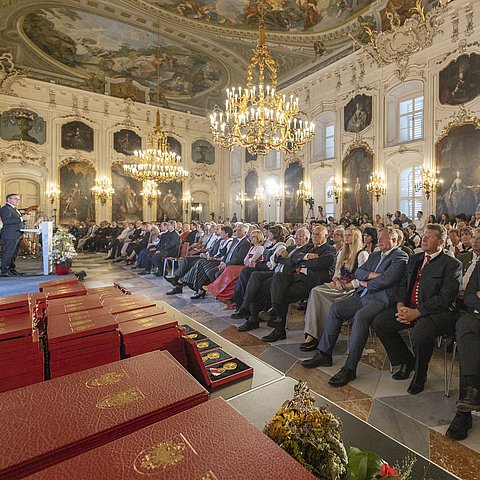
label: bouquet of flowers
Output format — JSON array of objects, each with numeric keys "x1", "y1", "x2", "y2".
[
  {"x1": 264, "y1": 381, "x2": 348, "y2": 479},
  {"x1": 49, "y1": 229, "x2": 77, "y2": 266}
]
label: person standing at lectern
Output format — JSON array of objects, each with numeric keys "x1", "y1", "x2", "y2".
[{"x1": 0, "y1": 193, "x2": 30, "y2": 277}]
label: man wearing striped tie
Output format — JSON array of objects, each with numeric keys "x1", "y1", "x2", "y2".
[{"x1": 372, "y1": 224, "x2": 463, "y2": 395}]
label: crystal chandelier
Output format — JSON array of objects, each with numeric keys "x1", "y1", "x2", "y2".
[
  {"x1": 415, "y1": 167, "x2": 439, "y2": 200},
  {"x1": 296, "y1": 181, "x2": 310, "y2": 201},
  {"x1": 209, "y1": 13, "x2": 315, "y2": 155},
  {"x1": 123, "y1": 111, "x2": 188, "y2": 183},
  {"x1": 141, "y1": 180, "x2": 161, "y2": 206},
  {"x1": 366, "y1": 172, "x2": 387, "y2": 202},
  {"x1": 253, "y1": 187, "x2": 265, "y2": 205}
]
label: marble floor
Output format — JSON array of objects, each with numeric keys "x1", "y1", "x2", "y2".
[{"x1": 72, "y1": 252, "x2": 480, "y2": 479}]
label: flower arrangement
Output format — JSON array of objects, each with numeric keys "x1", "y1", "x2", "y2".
[
  {"x1": 264, "y1": 382, "x2": 420, "y2": 480},
  {"x1": 50, "y1": 229, "x2": 77, "y2": 266},
  {"x1": 263, "y1": 381, "x2": 348, "y2": 479}
]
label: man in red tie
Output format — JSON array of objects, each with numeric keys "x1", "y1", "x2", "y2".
[{"x1": 372, "y1": 224, "x2": 463, "y2": 394}]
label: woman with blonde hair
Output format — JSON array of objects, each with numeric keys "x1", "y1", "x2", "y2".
[{"x1": 300, "y1": 226, "x2": 367, "y2": 352}]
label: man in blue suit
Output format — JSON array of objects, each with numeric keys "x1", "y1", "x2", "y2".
[
  {"x1": 0, "y1": 193, "x2": 30, "y2": 277},
  {"x1": 302, "y1": 227, "x2": 409, "y2": 387}
]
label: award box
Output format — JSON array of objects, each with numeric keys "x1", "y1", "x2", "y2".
[
  {"x1": 42, "y1": 283, "x2": 88, "y2": 300},
  {"x1": 26, "y1": 397, "x2": 316, "y2": 480},
  {"x1": 0, "y1": 312, "x2": 44, "y2": 393},
  {"x1": 46, "y1": 294, "x2": 104, "y2": 316},
  {"x1": 38, "y1": 277, "x2": 79, "y2": 292},
  {"x1": 87, "y1": 286, "x2": 131, "y2": 299},
  {"x1": 0, "y1": 351, "x2": 209, "y2": 479},
  {"x1": 114, "y1": 306, "x2": 166, "y2": 324},
  {"x1": 183, "y1": 336, "x2": 253, "y2": 389},
  {"x1": 0, "y1": 293, "x2": 30, "y2": 314}
]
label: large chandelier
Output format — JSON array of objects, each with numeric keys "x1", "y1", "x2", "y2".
[
  {"x1": 123, "y1": 111, "x2": 188, "y2": 182},
  {"x1": 209, "y1": 15, "x2": 315, "y2": 155}
]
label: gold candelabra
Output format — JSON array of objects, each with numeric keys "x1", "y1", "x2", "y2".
[
  {"x1": 327, "y1": 177, "x2": 343, "y2": 204},
  {"x1": 140, "y1": 180, "x2": 161, "y2": 206},
  {"x1": 254, "y1": 187, "x2": 265, "y2": 205},
  {"x1": 236, "y1": 192, "x2": 245, "y2": 207},
  {"x1": 296, "y1": 181, "x2": 310, "y2": 201},
  {"x1": 91, "y1": 177, "x2": 114, "y2": 205},
  {"x1": 46, "y1": 184, "x2": 61, "y2": 205},
  {"x1": 209, "y1": 9, "x2": 314, "y2": 155},
  {"x1": 366, "y1": 172, "x2": 387, "y2": 202},
  {"x1": 415, "y1": 167, "x2": 439, "y2": 200}
]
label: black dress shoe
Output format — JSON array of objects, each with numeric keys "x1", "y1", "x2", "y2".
[
  {"x1": 262, "y1": 328, "x2": 286, "y2": 343},
  {"x1": 407, "y1": 377, "x2": 426, "y2": 395},
  {"x1": 191, "y1": 290, "x2": 206, "y2": 299},
  {"x1": 165, "y1": 276, "x2": 178, "y2": 285},
  {"x1": 166, "y1": 286, "x2": 183, "y2": 295},
  {"x1": 301, "y1": 352, "x2": 332, "y2": 368},
  {"x1": 137, "y1": 270, "x2": 151, "y2": 275},
  {"x1": 392, "y1": 358, "x2": 415, "y2": 380},
  {"x1": 299, "y1": 338, "x2": 319, "y2": 352},
  {"x1": 457, "y1": 387, "x2": 480, "y2": 412},
  {"x1": 231, "y1": 307, "x2": 250, "y2": 319},
  {"x1": 237, "y1": 321, "x2": 259, "y2": 332},
  {"x1": 328, "y1": 367, "x2": 356, "y2": 387},
  {"x1": 445, "y1": 411, "x2": 473, "y2": 441},
  {"x1": 258, "y1": 308, "x2": 277, "y2": 323}
]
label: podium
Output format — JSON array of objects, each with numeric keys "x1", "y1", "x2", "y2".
[{"x1": 21, "y1": 221, "x2": 53, "y2": 276}]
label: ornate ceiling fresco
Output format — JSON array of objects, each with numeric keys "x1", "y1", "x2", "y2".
[{"x1": 0, "y1": 0, "x2": 426, "y2": 115}]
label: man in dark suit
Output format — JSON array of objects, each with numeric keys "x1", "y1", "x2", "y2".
[
  {"x1": 0, "y1": 193, "x2": 30, "y2": 277},
  {"x1": 235, "y1": 227, "x2": 311, "y2": 332},
  {"x1": 372, "y1": 224, "x2": 462, "y2": 395},
  {"x1": 446, "y1": 260, "x2": 480, "y2": 440},
  {"x1": 302, "y1": 227, "x2": 409, "y2": 388},
  {"x1": 259, "y1": 225, "x2": 337, "y2": 342}
]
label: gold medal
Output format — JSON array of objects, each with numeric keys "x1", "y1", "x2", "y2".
[
  {"x1": 223, "y1": 362, "x2": 237, "y2": 371},
  {"x1": 215, "y1": 367, "x2": 225, "y2": 374},
  {"x1": 197, "y1": 341, "x2": 209, "y2": 349},
  {"x1": 187, "y1": 333, "x2": 198, "y2": 339},
  {"x1": 207, "y1": 352, "x2": 220, "y2": 360},
  {"x1": 201, "y1": 355, "x2": 209, "y2": 362}
]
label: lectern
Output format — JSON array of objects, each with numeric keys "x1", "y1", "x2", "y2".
[{"x1": 21, "y1": 221, "x2": 53, "y2": 275}]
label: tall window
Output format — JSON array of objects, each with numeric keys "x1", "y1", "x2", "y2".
[
  {"x1": 399, "y1": 166, "x2": 423, "y2": 219},
  {"x1": 325, "y1": 124, "x2": 335, "y2": 159},
  {"x1": 399, "y1": 96, "x2": 424, "y2": 143},
  {"x1": 325, "y1": 178, "x2": 335, "y2": 219}
]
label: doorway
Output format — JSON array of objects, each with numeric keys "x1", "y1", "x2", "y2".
[{"x1": 4, "y1": 178, "x2": 40, "y2": 209}]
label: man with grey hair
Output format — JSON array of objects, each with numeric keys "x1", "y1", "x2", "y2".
[
  {"x1": 302, "y1": 227, "x2": 408, "y2": 388},
  {"x1": 235, "y1": 227, "x2": 311, "y2": 332},
  {"x1": 372, "y1": 224, "x2": 462, "y2": 395}
]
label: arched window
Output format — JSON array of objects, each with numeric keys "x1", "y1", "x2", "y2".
[{"x1": 399, "y1": 166, "x2": 423, "y2": 219}]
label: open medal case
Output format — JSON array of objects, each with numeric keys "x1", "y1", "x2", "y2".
[{"x1": 181, "y1": 326, "x2": 253, "y2": 389}]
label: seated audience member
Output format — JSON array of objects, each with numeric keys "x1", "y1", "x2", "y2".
[
  {"x1": 190, "y1": 223, "x2": 217, "y2": 255},
  {"x1": 207, "y1": 229, "x2": 265, "y2": 303},
  {"x1": 447, "y1": 228, "x2": 462, "y2": 255},
  {"x1": 302, "y1": 227, "x2": 408, "y2": 388},
  {"x1": 166, "y1": 226, "x2": 234, "y2": 295},
  {"x1": 300, "y1": 226, "x2": 366, "y2": 352},
  {"x1": 459, "y1": 226, "x2": 473, "y2": 253},
  {"x1": 362, "y1": 227, "x2": 378, "y2": 255},
  {"x1": 428, "y1": 214, "x2": 437, "y2": 224},
  {"x1": 259, "y1": 225, "x2": 336, "y2": 342},
  {"x1": 395, "y1": 228, "x2": 413, "y2": 256},
  {"x1": 332, "y1": 227, "x2": 344, "y2": 252},
  {"x1": 414, "y1": 211, "x2": 427, "y2": 234},
  {"x1": 87, "y1": 221, "x2": 111, "y2": 252},
  {"x1": 187, "y1": 222, "x2": 206, "y2": 254},
  {"x1": 234, "y1": 227, "x2": 311, "y2": 332},
  {"x1": 180, "y1": 223, "x2": 191, "y2": 242},
  {"x1": 104, "y1": 221, "x2": 122, "y2": 251},
  {"x1": 405, "y1": 223, "x2": 421, "y2": 250},
  {"x1": 393, "y1": 211, "x2": 403, "y2": 227},
  {"x1": 453, "y1": 213, "x2": 467, "y2": 229},
  {"x1": 229, "y1": 224, "x2": 286, "y2": 310},
  {"x1": 134, "y1": 224, "x2": 161, "y2": 270},
  {"x1": 114, "y1": 220, "x2": 143, "y2": 261},
  {"x1": 137, "y1": 221, "x2": 180, "y2": 275},
  {"x1": 106, "y1": 222, "x2": 133, "y2": 259},
  {"x1": 440, "y1": 212, "x2": 450, "y2": 226},
  {"x1": 125, "y1": 222, "x2": 151, "y2": 265},
  {"x1": 77, "y1": 220, "x2": 98, "y2": 251},
  {"x1": 181, "y1": 224, "x2": 251, "y2": 298},
  {"x1": 446, "y1": 261, "x2": 480, "y2": 440},
  {"x1": 371, "y1": 224, "x2": 462, "y2": 395},
  {"x1": 400, "y1": 213, "x2": 411, "y2": 228},
  {"x1": 470, "y1": 210, "x2": 480, "y2": 228}
]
